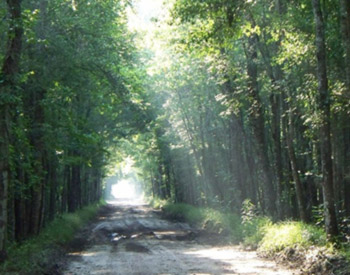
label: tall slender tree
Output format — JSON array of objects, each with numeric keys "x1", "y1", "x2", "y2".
[
  {"x1": 312, "y1": 0, "x2": 338, "y2": 239},
  {"x1": 0, "y1": 0, "x2": 23, "y2": 260}
]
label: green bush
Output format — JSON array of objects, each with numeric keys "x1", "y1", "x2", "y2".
[
  {"x1": 160, "y1": 201, "x2": 332, "y2": 261},
  {"x1": 241, "y1": 199, "x2": 272, "y2": 247},
  {"x1": 242, "y1": 216, "x2": 272, "y2": 247},
  {"x1": 162, "y1": 203, "x2": 243, "y2": 242},
  {"x1": 149, "y1": 197, "x2": 169, "y2": 209},
  {"x1": 163, "y1": 203, "x2": 204, "y2": 223},
  {"x1": 0, "y1": 201, "x2": 104, "y2": 274},
  {"x1": 341, "y1": 245, "x2": 350, "y2": 262},
  {"x1": 259, "y1": 221, "x2": 327, "y2": 253}
]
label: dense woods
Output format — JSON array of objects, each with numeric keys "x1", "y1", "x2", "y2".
[
  {"x1": 135, "y1": 0, "x2": 350, "y2": 243},
  {"x1": 0, "y1": 0, "x2": 151, "y2": 259},
  {"x1": 0, "y1": 0, "x2": 350, "y2": 262}
]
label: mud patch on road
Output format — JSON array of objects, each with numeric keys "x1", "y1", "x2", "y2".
[
  {"x1": 62, "y1": 200, "x2": 300, "y2": 275},
  {"x1": 124, "y1": 242, "x2": 151, "y2": 253}
]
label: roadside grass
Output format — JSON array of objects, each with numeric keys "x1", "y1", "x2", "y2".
[
  {"x1": 258, "y1": 221, "x2": 327, "y2": 254},
  {"x1": 0, "y1": 200, "x2": 105, "y2": 274},
  {"x1": 149, "y1": 197, "x2": 169, "y2": 209},
  {"x1": 161, "y1": 202, "x2": 243, "y2": 242},
  {"x1": 341, "y1": 245, "x2": 350, "y2": 266},
  {"x1": 343, "y1": 245, "x2": 350, "y2": 258},
  {"x1": 159, "y1": 202, "x2": 349, "y2": 273},
  {"x1": 242, "y1": 216, "x2": 272, "y2": 248},
  {"x1": 160, "y1": 202, "x2": 328, "y2": 249}
]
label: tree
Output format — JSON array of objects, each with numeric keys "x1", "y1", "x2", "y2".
[
  {"x1": 0, "y1": 0, "x2": 23, "y2": 260},
  {"x1": 0, "y1": 0, "x2": 154, "y2": 255},
  {"x1": 143, "y1": 0, "x2": 348, "y2": 237},
  {"x1": 311, "y1": 0, "x2": 338, "y2": 239}
]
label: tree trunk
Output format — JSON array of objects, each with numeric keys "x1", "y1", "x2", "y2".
[
  {"x1": 48, "y1": 156, "x2": 58, "y2": 221},
  {"x1": 281, "y1": 95, "x2": 294, "y2": 218},
  {"x1": 244, "y1": 35, "x2": 276, "y2": 216},
  {"x1": 228, "y1": 117, "x2": 246, "y2": 205},
  {"x1": 29, "y1": 90, "x2": 46, "y2": 235},
  {"x1": 270, "y1": 92, "x2": 284, "y2": 219},
  {"x1": 175, "y1": 88, "x2": 210, "y2": 199},
  {"x1": 0, "y1": 0, "x2": 23, "y2": 261},
  {"x1": 340, "y1": 0, "x2": 350, "y2": 94},
  {"x1": 286, "y1": 104, "x2": 309, "y2": 222},
  {"x1": 343, "y1": 126, "x2": 350, "y2": 216},
  {"x1": 255, "y1": 0, "x2": 287, "y2": 219},
  {"x1": 62, "y1": 165, "x2": 70, "y2": 213},
  {"x1": 312, "y1": 0, "x2": 339, "y2": 239},
  {"x1": 68, "y1": 162, "x2": 82, "y2": 212},
  {"x1": 339, "y1": 0, "x2": 350, "y2": 217}
]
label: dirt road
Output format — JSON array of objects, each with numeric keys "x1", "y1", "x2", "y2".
[{"x1": 62, "y1": 200, "x2": 298, "y2": 275}]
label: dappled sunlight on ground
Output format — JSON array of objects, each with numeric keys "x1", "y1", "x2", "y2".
[
  {"x1": 63, "y1": 203, "x2": 299, "y2": 275},
  {"x1": 65, "y1": 239, "x2": 296, "y2": 275},
  {"x1": 184, "y1": 247, "x2": 291, "y2": 274}
]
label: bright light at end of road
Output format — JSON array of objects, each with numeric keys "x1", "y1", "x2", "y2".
[{"x1": 111, "y1": 179, "x2": 138, "y2": 199}]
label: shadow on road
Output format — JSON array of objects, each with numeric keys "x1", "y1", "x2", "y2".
[{"x1": 62, "y1": 200, "x2": 298, "y2": 275}]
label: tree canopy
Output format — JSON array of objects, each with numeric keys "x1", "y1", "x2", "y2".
[{"x1": 1, "y1": 0, "x2": 350, "y2": 259}]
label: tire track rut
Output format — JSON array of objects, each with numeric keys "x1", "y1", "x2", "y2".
[{"x1": 63, "y1": 200, "x2": 299, "y2": 275}]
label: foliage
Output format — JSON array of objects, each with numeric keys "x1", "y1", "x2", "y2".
[
  {"x1": 137, "y1": 0, "x2": 350, "y2": 243},
  {"x1": 0, "y1": 0, "x2": 154, "y2": 254},
  {"x1": 149, "y1": 197, "x2": 170, "y2": 209},
  {"x1": 242, "y1": 218, "x2": 272, "y2": 248},
  {"x1": 241, "y1": 199, "x2": 272, "y2": 247},
  {"x1": 1, "y1": 0, "x2": 350, "y2": 269},
  {"x1": 162, "y1": 202, "x2": 328, "y2": 255},
  {"x1": 162, "y1": 203, "x2": 243, "y2": 242},
  {"x1": 0, "y1": 201, "x2": 104, "y2": 274},
  {"x1": 259, "y1": 222, "x2": 327, "y2": 254}
]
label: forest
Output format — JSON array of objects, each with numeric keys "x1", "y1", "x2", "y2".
[{"x1": 0, "y1": 0, "x2": 350, "y2": 266}]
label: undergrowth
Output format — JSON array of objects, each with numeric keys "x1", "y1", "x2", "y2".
[
  {"x1": 258, "y1": 221, "x2": 327, "y2": 253},
  {"x1": 241, "y1": 216, "x2": 272, "y2": 248},
  {"x1": 160, "y1": 201, "x2": 350, "y2": 275},
  {"x1": 162, "y1": 202, "x2": 243, "y2": 242},
  {"x1": 148, "y1": 197, "x2": 169, "y2": 209},
  {"x1": 0, "y1": 200, "x2": 104, "y2": 274},
  {"x1": 161, "y1": 202, "x2": 329, "y2": 250},
  {"x1": 160, "y1": 201, "x2": 349, "y2": 273}
]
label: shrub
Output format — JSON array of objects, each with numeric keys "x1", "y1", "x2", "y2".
[
  {"x1": 242, "y1": 216, "x2": 272, "y2": 248},
  {"x1": 241, "y1": 199, "x2": 272, "y2": 247},
  {"x1": 0, "y1": 201, "x2": 103, "y2": 274},
  {"x1": 149, "y1": 197, "x2": 169, "y2": 209},
  {"x1": 259, "y1": 221, "x2": 327, "y2": 253},
  {"x1": 162, "y1": 203, "x2": 243, "y2": 242}
]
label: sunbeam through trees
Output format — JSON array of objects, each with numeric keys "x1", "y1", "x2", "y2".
[{"x1": 1, "y1": 0, "x2": 350, "y2": 273}]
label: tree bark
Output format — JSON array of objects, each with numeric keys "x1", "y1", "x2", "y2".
[
  {"x1": 343, "y1": 127, "x2": 350, "y2": 216},
  {"x1": 29, "y1": 90, "x2": 45, "y2": 235},
  {"x1": 68, "y1": 162, "x2": 82, "y2": 212},
  {"x1": 340, "y1": 0, "x2": 350, "y2": 94},
  {"x1": 286, "y1": 104, "x2": 309, "y2": 222},
  {"x1": 48, "y1": 157, "x2": 58, "y2": 221},
  {"x1": 339, "y1": 0, "x2": 350, "y2": 217},
  {"x1": 312, "y1": 0, "x2": 339, "y2": 239},
  {"x1": 244, "y1": 34, "x2": 276, "y2": 216},
  {"x1": 0, "y1": 0, "x2": 23, "y2": 260}
]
